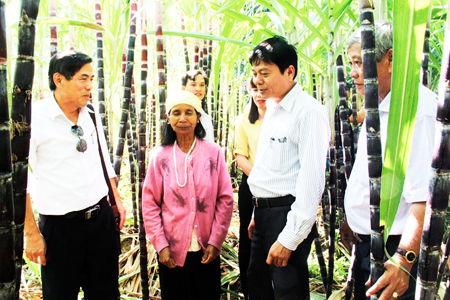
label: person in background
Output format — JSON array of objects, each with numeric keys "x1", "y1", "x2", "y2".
[
  {"x1": 247, "y1": 36, "x2": 330, "y2": 300},
  {"x1": 142, "y1": 91, "x2": 234, "y2": 300},
  {"x1": 340, "y1": 21, "x2": 438, "y2": 300},
  {"x1": 181, "y1": 70, "x2": 215, "y2": 142},
  {"x1": 234, "y1": 77, "x2": 267, "y2": 300},
  {"x1": 25, "y1": 50, "x2": 126, "y2": 299}
]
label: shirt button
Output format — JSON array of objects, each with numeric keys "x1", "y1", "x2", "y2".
[{"x1": 195, "y1": 225, "x2": 198, "y2": 228}]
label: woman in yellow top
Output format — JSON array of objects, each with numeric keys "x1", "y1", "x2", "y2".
[{"x1": 234, "y1": 78, "x2": 266, "y2": 300}]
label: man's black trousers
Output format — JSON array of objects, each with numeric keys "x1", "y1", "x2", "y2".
[
  {"x1": 39, "y1": 197, "x2": 119, "y2": 300},
  {"x1": 247, "y1": 203, "x2": 316, "y2": 300}
]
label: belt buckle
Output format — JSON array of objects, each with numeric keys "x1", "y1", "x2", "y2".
[
  {"x1": 85, "y1": 205, "x2": 100, "y2": 219},
  {"x1": 253, "y1": 197, "x2": 259, "y2": 207}
]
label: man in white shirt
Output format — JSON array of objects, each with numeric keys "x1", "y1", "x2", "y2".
[
  {"x1": 341, "y1": 21, "x2": 438, "y2": 300},
  {"x1": 247, "y1": 36, "x2": 330, "y2": 300},
  {"x1": 25, "y1": 51, "x2": 126, "y2": 299},
  {"x1": 181, "y1": 70, "x2": 215, "y2": 143}
]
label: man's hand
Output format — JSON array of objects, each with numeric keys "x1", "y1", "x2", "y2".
[
  {"x1": 110, "y1": 178, "x2": 126, "y2": 229},
  {"x1": 339, "y1": 219, "x2": 355, "y2": 251},
  {"x1": 266, "y1": 240, "x2": 292, "y2": 267},
  {"x1": 25, "y1": 231, "x2": 47, "y2": 266},
  {"x1": 201, "y1": 245, "x2": 219, "y2": 264},
  {"x1": 365, "y1": 254, "x2": 411, "y2": 300},
  {"x1": 159, "y1": 247, "x2": 177, "y2": 268},
  {"x1": 248, "y1": 218, "x2": 255, "y2": 240}
]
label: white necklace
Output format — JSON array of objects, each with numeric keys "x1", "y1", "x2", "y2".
[{"x1": 173, "y1": 137, "x2": 196, "y2": 187}]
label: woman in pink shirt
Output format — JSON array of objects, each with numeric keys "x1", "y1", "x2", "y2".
[{"x1": 142, "y1": 91, "x2": 234, "y2": 300}]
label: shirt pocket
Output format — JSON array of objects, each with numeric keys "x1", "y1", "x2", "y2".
[{"x1": 266, "y1": 137, "x2": 291, "y2": 172}]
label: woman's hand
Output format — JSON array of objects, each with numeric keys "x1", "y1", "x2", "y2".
[
  {"x1": 159, "y1": 247, "x2": 177, "y2": 268},
  {"x1": 201, "y1": 245, "x2": 219, "y2": 264}
]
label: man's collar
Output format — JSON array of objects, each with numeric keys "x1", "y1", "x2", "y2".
[
  {"x1": 277, "y1": 83, "x2": 300, "y2": 112},
  {"x1": 379, "y1": 91, "x2": 392, "y2": 112},
  {"x1": 47, "y1": 92, "x2": 66, "y2": 120}
]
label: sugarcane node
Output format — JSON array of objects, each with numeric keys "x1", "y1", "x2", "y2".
[{"x1": 21, "y1": 9, "x2": 28, "y2": 23}]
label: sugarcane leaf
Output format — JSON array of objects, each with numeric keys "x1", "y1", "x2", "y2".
[
  {"x1": 146, "y1": 30, "x2": 254, "y2": 48},
  {"x1": 37, "y1": 17, "x2": 105, "y2": 31},
  {"x1": 265, "y1": 11, "x2": 285, "y2": 37},
  {"x1": 380, "y1": 0, "x2": 431, "y2": 239}
]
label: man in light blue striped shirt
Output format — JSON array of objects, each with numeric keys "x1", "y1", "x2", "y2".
[{"x1": 247, "y1": 36, "x2": 330, "y2": 300}]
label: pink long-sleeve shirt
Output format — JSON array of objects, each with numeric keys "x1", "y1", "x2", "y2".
[{"x1": 142, "y1": 139, "x2": 234, "y2": 267}]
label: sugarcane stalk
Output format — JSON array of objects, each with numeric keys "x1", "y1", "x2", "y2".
[
  {"x1": 113, "y1": 0, "x2": 137, "y2": 186},
  {"x1": 138, "y1": 5, "x2": 149, "y2": 296},
  {"x1": 422, "y1": 4, "x2": 432, "y2": 88},
  {"x1": 0, "y1": 1, "x2": 16, "y2": 297},
  {"x1": 180, "y1": 10, "x2": 190, "y2": 71},
  {"x1": 49, "y1": 0, "x2": 57, "y2": 57},
  {"x1": 327, "y1": 146, "x2": 337, "y2": 298},
  {"x1": 155, "y1": 0, "x2": 167, "y2": 135},
  {"x1": 345, "y1": 244, "x2": 357, "y2": 300},
  {"x1": 94, "y1": 0, "x2": 111, "y2": 158},
  {"x1": 358, "y1": 2, "x2": 385, "y2": 297},
  {"x1": 334, "y1": 107, "x2": 344, "y2": 227},
  {"x1": 336, "y1": 54, "x2": 353, "y2": 181},
  {"x1": 436, "y1": 237, "x2": 450, "y2": 290},
  {"x1": 199, "y1": 42, "x2": 203, "y2": 71},
  {"x1": 416, "y1": 7, "x2": 450, "y2": 296},
  {"x1": 202, "y1": 39, "x2": 208, "y2": 74},
  {"x1": 313, "y1": 224, "x2": 328, "y2": 291},
  {"x1": 126, "y1": 121, "x2": 138, "y2": 230},
  {"x1": 321, "y1": 186, "x2": 330, "y2": 240},
  {"x1": 207, "y1": 18, "x2": 212, "y2": 80},
  {"x1": 10, "y1": 1, "x2": 39, "y2": 296},
  {"x1": 351, "y1": 85, "x2": 359, "y2": 157}
]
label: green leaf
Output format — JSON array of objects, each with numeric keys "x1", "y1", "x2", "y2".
[
  {"x1": 37, "y1": 17, "x2": 105, "y2": 31},
  {"x1": 146, "y1": 29, "x2": 254, "y2": 48},
  {"x1": 380, "y1": 0, "x2": 431, "y2": 239}
]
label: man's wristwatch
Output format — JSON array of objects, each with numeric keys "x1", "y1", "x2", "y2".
[{"x1": 396, "y1": 248, "x2": 417, "y2": 264}]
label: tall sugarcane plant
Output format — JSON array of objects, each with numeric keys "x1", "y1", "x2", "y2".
[
  {"x1": 358, "y1": 1, "x2": 384, "y2": 297},
  {"x1": 113, "y1": 0, "x2": 137, "y2": 185},
  {"x1": 94, "y1": 0, "x2": 111, "y2": 158},
  {"x1": 49, "y1": 0, "x2": 57, "y2": 57},
  {"x1": 0, "y1": 1, "x2": 16, "y2": 298},
  {"x1": 138, "y1": 4, "x2": 149, "y2": 297},
  {"x1": 10, "y1": 0, "x2": 40, "y2": 296},
  {"x1": 416, "y1": 3, "x2": 450, "y2": 297},
  {"x1": 155, "y1": 0, "x2": 166, "y2": 133}
]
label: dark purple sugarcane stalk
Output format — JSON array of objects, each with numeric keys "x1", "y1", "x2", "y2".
[
  {"x1": 351, "y1": 85, "x2": 359, "y2": 157},
  {"x1": 0, "y1": 1, "x2": 16, "y2": 297},
  {"x1": 180, "y1": 10, "x2": 190, "y2": 71},
  {"x1": 336, "y1": 54, "x2": 353, "y2": 181},
  {"x1": 113, "y1": 0, "x2": 137, "y2": 186},
  {"x1": 327, "y1": 146, "x2": 337, "y2": 298},
  {"x1": 94, "y1": 0, "x2": 111, "y2": 159},
  {"x1": 10, "y1": 0, "x2": 40, "y2": 296},
  {"x1": 155, "y1": 0, "x2": 166, "y2": 131},
  {"x1": 358, "y1": 2, "x2": 384, "y2": 298},
  {"x1": 422, "y1": 9, "x2": 431, "y2": 88},
  {"x1": 416, "y1": 11, "x2": 450, "y2": 297},
  {"x1": 138, "y1": 4, "x2": 149, "y2": 296},
  {"x1": 49, "y1": 0, "x2": 57, "y2": 57}
]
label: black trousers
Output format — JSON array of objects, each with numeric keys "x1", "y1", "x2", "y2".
[
  {"x1": 238, "y1": 174, "x2": 253, "y2": 300},
  {"x1": 158, "y1": 250, "x2": 221, "y2": 300},
  {"x1": 248, "y1": 204, "x2": 316, "y2": 300},
  {"x1": 39, "y1": 197, "x2": 119, "y2": 300},
  {"x1": 353, "y1": 234, "x2": 418, "y2": 300}
]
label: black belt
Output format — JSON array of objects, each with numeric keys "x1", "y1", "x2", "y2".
[
  {"x1": 43, "y1": 196, "x2": 107, "y2": 220},
  {"x1": 252, "y1": 195, "x2": 295, "y2": 208}
]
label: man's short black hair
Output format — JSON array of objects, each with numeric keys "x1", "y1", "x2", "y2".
[
  {"x1": 48, "y1": 51, "x2": 93, "y2": 91},
  {"x1": 181, "y1": 69, "x2": 209, "y2": 87},
  {"x1": 249, "y1": 36, "x2": 298, "y2": 79}
]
